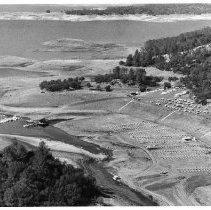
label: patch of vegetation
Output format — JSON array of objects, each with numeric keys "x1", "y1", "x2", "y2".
[
  {"x1": 105, "y1": 85, "x2": 112, "y2": 92},
  {"x1": 168, "y1": 76, "x2": 179, "y2": 82},
  {"x1": 94, "y1": 66, "x2": 163, "y2": 90},
  {"x1": 164, "y1": 82, "x2": 172, "y2": 89},
  {"x1": 64, "y1": 4, "x2": 211, "y2": 16},
  {"x1": 0, "y1": 141, "x2": 101, "y2": 206},
  {"x1": 39, "y1": 77, "x2": 84, "y2": 92}
]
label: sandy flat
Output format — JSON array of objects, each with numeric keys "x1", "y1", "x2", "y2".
[{"x1": 0, "y1": 134, "x2": 106, "y2": 160}]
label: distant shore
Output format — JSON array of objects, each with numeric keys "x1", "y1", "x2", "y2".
[{"x1": 0, "y1": 12, "x2": 211, "y2": 22}]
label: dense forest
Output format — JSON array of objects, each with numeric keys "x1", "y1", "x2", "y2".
[
  {"x1": 120, "y1": 27, "x2": 211, "y2": 102},
  {"x1": 95, "y1": 66, "x2": 163, "y2": 91},
  {"x1": 64, "y1": 4, "x2": 211, "y2": 16},
  {"x1": 39, "y1": 77, "x2": 84, "y2": 92},
  {"x1": 181, "y1": 62, "x2": 211, "y2": 103},
  {"x1": 0, "y1": 141, "x2": 101, "y2": 206},
  {"x1": 121, "y1": 27, "x2": 211, "y2": 68},
  {"x1": 144, "y1": 27, "x2": 211, "y2": 56}
]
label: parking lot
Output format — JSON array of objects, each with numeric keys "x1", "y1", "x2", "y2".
[{"x1": 128, "y1": 87, "x2": 210, "y2": 117}]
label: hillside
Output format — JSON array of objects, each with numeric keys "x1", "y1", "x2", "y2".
[
  {"x1": 121, "y1": 27, "x2": 211, "y2": 102},
  {"x1": 64, "y1": 4, "x2": 211, "y2": 16}
]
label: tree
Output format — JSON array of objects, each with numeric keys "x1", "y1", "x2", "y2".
[
  {"x1": 128, "y1": 68, "x2": 135, "y2": 82},
  {"x1": 119, "y1": 61, "x2": 125, "y2": 66},
  {"x1": 139, "y1": 84, "x2": 147, "y2": 92},
  {"x1": 202, "y1": 99, "x2": 208, "y2": 105},
  {"x1": 2, "y1": 140, "x2": 28, "y2": 164},
  {"x1": 132, "y1": 49, "x2": 141, "y2": 67},
  {"x1": 80, "y1": 76, "x2": 85, "y2": 81},
  {"x1": 96, "y1": 85, "x2": 101, "y2": 91},
  {"x1": 113, "y1": 66, "x2": 121, "y2": 79},
  {"x1": 168, "y1": 76, "x2": 179, "y2": 82},
  {"x1": 136, "y1": 68, "x2": 146, "y2": 85},
  {"x1": 126, "y1": 54, "x2": 133, "y2": 66},
  {"x1": 87, "y1": 83, "x2": 92, "y2": 88},
  {"x1": 164, "y1": 82, "x2": 171, "y2": 89},
  {"x1": 105, "y1": 85, "x2": 112, "y2": 92}
]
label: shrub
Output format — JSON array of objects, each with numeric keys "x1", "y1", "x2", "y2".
[
  {"x1": 119, "y1": 61, "x2": 125, "y2": 65},
  {"x1": 168, "y1": 76, "x2": 179, "y2": 82},
  {"x1": 96, "y1": 85, "x2": 101, "y2": 91},
  {"x1": 87, "y1": 83, "x2": 92, "y2": 88},
  {"x1": 39, "y1": 77, "x2": 82, "y2": 92},
  {"x1": 105, "y1": 85, "x2": 112, "y2": 92},
  {"x1": 139, "y1": 85, "x2": 147, "y2": 92},
  {"x1": 164, "y1": 82, "x2": 171, "y2": 89}
]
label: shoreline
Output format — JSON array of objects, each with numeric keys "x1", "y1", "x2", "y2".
[{"x1": 0, "y1": 12, "x2": 210, "y2": 22}]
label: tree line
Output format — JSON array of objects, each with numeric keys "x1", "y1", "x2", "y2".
[
  {"x1": 144, "y1": 27, "x2": 211, "y2": 56},
  {"x1": 0, "y1": 141, "x2": 101, "y2": 206},
  {"x1": 64, "y1": 4, "x2": 211, "y2": 16},
  {"x1": 39, "y1": 77, "x2": 84, "y2": 92},
  {"x1": 121, "y1": 27, "x2": 211, "y2": 68}
]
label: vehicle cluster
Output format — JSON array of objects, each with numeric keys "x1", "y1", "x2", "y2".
[{"x1": 151, "y1": 98, "x2": 209, "y2": 115}]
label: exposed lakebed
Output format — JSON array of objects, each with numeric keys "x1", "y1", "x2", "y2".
[{"x1": 0, "y1": 115, "x2": 157, "y2": 206}]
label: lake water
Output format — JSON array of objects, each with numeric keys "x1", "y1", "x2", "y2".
[
  {"x1": 0, "y1": 117, "x2": 103, "y2": 154},
  {"x1": 0, "y1": 68, "x2": 47, "y2": 77},
  {"x1": 0, "y1": 19, "x2": 210, "y2": 60}
]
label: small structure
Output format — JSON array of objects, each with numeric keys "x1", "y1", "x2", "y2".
[
  {"x1": 23, "y1": 118, "x2": 49, "y2": 128},
  {"x1": 113, "y1": 175, "x2": 121, "y2": 182},
  {"x1": 89, "y1": 76, "x2": 96, "y2": 82},
  {"x1": 174, "y1": 81, "x2": 184, "y2": 88},
  {"x1": 146, "y1": 144, "x2": 160, "y2": 150},
  {"x1": 68, "y1": 87, "x2": 75, "y2": 91},
  {"x1": 130, "y1": 92, "x2": 138, "y2": 96},
  {"x1": 160, "y1": 171, "x2": 168, "y2": 175},
  {"x1": 81, "y1": 80, "x2": 90, "y2": 87},
  {"x1": 0, "y1": 115, "x2": 20, "y2": 124},
  {"x1": 163, "y1": 82, "x2": 171, "y2": 90},
  {"x1": 89, "y1": 85, "x2": 102, "y2": 91},
  {"x1": 110, "y1": 79, "x2": 123, "y2": 87},
  {"x1": 182, "y1": 136, "x2": 194, "y2": 142}
]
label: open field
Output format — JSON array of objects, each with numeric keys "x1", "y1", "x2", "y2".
[
  {"x1": 54, "y1": 108, "x2": 211, "y2": 205},
  {"x1": 52, "y1": 86, "x2": 211, "y2": 205}
]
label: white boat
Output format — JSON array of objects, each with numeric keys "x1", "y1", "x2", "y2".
[
  {"x1": 0, "y1": 115, "x2": 20, "y2": 124},
  {"x1": 113, "y1": 175, "x2": 121, "y2": 181}
]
